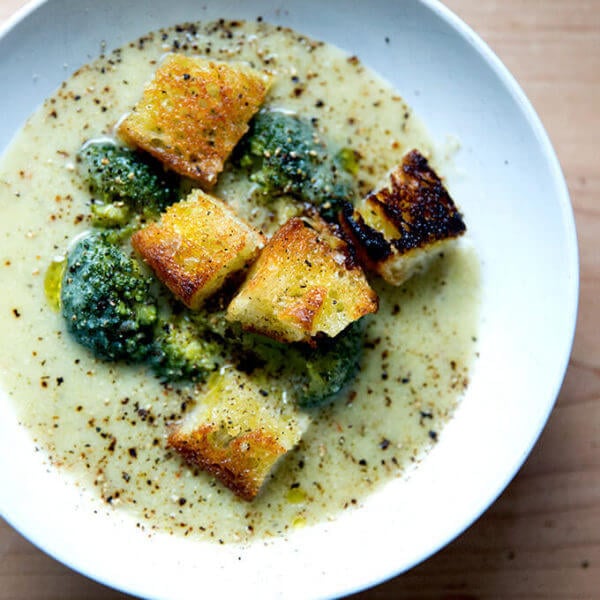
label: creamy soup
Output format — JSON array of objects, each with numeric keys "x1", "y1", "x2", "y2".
[{"x1": 0, "y1": 20, "x2": 480, "y2": 542}]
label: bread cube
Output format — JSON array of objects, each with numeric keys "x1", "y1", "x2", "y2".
[
  {"x1": 226, "y1": 217, "x2": 378, "y2": 343},
  {"x1": 118, "y1": 54, "x2": 271, "y2": 188},
  {"x1": 132, "y1": 189, "x2": 264, "y2": 309},
  {"x1": 340, "y1": 149, "x2": 466, "y2": 285},
  {"x1": 167, "y1": 368, "x2": 309, "y2": 501}
]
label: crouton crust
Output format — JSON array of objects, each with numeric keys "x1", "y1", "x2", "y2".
[
  {"x1": 168, "y1": 426, "x2": 286, "y2": 501},
  {"x1": 132, "y1": 189, "x2": 264, "y2": 309},
  {"x1": 226, "y1": 217, "x2": 378, "y2": 343},
  {"x1": 167, "y1": 369, "x2": 307, "y2": 501},
  {"x1": 340, "y1": 149, "x2": 466, "y2": 285},
  {"x1": 118, "y1": 54, "x2": 271, "y2": 188}
]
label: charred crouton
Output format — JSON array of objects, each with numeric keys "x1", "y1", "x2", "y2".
[
  {"x1": 226, "y1": 217, "x2": 378, "y2": 343},
  {"x1": 132, "y1": 189, "x2": 264, "y2": 309},
  {"x1": 167, "y1": 368, "x2": 309, "y2": 501},
  {"x1": 118, "y1": 54, "x2": 271, "y2": 188},
  {"x1": 340, "y1": 149, "x2": 466, "y2": 285}
]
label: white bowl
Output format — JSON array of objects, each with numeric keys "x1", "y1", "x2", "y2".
[{"x1": 0, "y1": 1, "x2": 578, "y2": 598}]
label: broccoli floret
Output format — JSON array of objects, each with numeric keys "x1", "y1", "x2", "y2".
[
  {"x1": 150, "y1": 312, "x2": 223, "y2": 383},
  {"x1": 61, "y1": 233, "x2": 158, "y2": 361},
  {"x1": 78, "y1": 140, "x2": 179, "y2": 224},
  {"x1": 235, "y1": 321, "x2": 365, "y2": 408},
  {"x1": 294, "y1": 321, "x2": 365, "y2": 407},
  {"x1": 89, "y1": 201, "x2": 131, "y2": 228},
  {"x1": 182, "y1": 295, "x2": 365, "y2": 406},
  {"x1": 236, "y1": 111, "x2": 357, "y2": 220}
]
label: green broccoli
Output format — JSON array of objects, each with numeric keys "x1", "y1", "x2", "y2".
[
  {"x1": 236, "y1": 111, "x2": 357, "y2": 220},
  {"x1": 59, "y1": 229, "x2": 363, "y2": 397},
  {"x1": 78, "y1": 140, "x2": 179, "y2": 225},
  {"x1": 293, "y1": 321, "x2": 365, "y2": 407},
  {"x1": 180, "y1": 296, "x2": 365, "y2": 406},
  {"x1": 233, "y1": 321, "x2": 365, "y2": 408},
  {"x1": 150, "y1": 311, "x2": 223, "y2": 383},
  {"x1": 157, "y1": 298, "x2": 364, "y2": 405},
  {"x1": 61, "y1": 233, "x2": 158, "y2": 361},
  {"x1": 89, "y1": 201, "x2": 131, "y2": 228}
]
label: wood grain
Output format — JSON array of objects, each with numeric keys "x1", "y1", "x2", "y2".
[{"x1": 1, "y1": 0, "x2": 598, "y2": 598}]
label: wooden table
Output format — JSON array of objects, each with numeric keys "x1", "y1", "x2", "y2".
[{"x1": 1, "y1": 1, "x2": 598, "y2": 598}]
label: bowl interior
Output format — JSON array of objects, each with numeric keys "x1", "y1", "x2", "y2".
[{"x1": 0, "y1": 1, "x2": 578, "y2": 598}]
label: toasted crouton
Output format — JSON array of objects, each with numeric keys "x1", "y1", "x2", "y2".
[
  {"x1": 339, "y1": 149, "x2": 466, "y2": 286},
  {"x1": 226, "y1": 217, "x2": 378, "y2": 343},
  {"x1": 132, "y1": 189, "x2": 264, "y2": 309},
  {"x1": 168, "y1": 368, "x2": 309, "y2": 501},
  {"x1": 118, "y1": 54, "x2": 271, "y2": 188}
]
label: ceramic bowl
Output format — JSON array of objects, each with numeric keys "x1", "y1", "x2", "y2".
[{"x1": 0, "y1": 1, "x2": 578, "y2": 598}]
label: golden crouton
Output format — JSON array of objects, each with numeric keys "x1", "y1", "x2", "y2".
[
  {"x1": 132, "y1": 189, "x2": 264, "y2": 309},
  {"x1": 118, "y1": 54, "x2": 271, "y2": 188},
  {"x1": 340, "y1": 149, "x2": 466, "y2": 285},
  {"x1": 226, "y1": 217, "x2": 378, "y2": 343},
  {"x1": 168, "y1": 368, "x2": 309, "y2": 501}
]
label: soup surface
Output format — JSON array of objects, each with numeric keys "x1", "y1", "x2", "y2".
[{"x1": 0, "y1": 20, "x2": 480, "y2": 542}]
